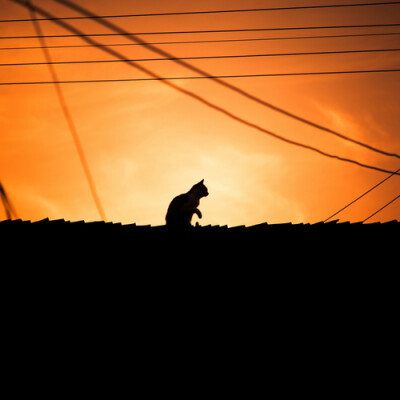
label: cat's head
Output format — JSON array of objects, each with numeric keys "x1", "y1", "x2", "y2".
[{"x1": 190, "y1": 179, "x2": 209, "y2": 198}]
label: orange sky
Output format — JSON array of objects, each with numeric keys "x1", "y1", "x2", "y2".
[{"x1": 1, "y1": 0, "x2": 399, "y2": 226}]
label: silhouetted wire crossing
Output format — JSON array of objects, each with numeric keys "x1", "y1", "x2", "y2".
[
  {"x1": 26, "y1": 1, "x2": 106, "y2": 221},
  {"x1": 2, "y1": 1, "x2": 400, "y2": 23},
  {"x1": 2, "y1": 23, "x2": 400, "y2": 40},
  {"x1": 11, "y1": 0, "x2": 400, "y2": 177},
  {"x1": 40, "y1": 0, "x2": 400, "y2": 161},
  {"x1": 2, "y1": 31, "x2": 400, "y2": 51},
  {"x1": 3, "y1": 47, "x2": 400, "y2": 66}
]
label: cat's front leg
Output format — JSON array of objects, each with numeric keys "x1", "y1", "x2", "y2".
[{"x1": 194, "y1": 209, "x2": 202, "y2": 219}]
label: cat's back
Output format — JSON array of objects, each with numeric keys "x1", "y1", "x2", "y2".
[
  {"x1": 166, "y1": 192, "x2": 190, "y2": 226},
  {"x1": 166, "y1": 192, "x2": 188, "y2": 218},
  {"x1": 168, "y1": 193, "x2": 188, "y2": 210}
]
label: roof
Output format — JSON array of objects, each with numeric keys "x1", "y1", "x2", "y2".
[
  {"x1": 2, "y1": 218, "x2": 398, "y2": 245},
  {"x1": 2, "y1": 218, "x2": 397, "y2": 274}
]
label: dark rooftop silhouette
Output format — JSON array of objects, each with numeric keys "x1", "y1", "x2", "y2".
[
  {"x1": 2, "y1": 218, "x2": 398, "y2": 248},
  {"x1": 2, "y1": 218, "x2": 398, "y2": 233},
  {"x1": 2, "y1": 218, "x2": 398, "y2": 273}
]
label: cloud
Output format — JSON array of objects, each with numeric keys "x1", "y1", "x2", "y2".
[{"x1": 311, "y1": 102, "x2": 365, "y2": 149}]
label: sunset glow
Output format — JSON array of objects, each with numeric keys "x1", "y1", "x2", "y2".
[{"x1": 1, "y1": 0, "x2": 399, "y2": 226}]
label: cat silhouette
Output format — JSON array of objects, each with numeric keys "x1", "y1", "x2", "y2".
[{"x1": 166, "y1": 180, "x2": 209, "y2": 227}]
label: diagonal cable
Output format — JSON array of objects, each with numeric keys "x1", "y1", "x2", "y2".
[
  {"x1": 362, "y1": 193, "x2": 400, "y2": 222},
  {"x1": 0, "y1": 181, "x2": 18, "y2": 219},
  {"x1": 27, "y1": 1, "x2": 106, "y2": 221},
  {"x1": 11, "y1": 0, "x2": 400, "y2": 177},
  {"x1": 324, "y1": 167, "x2": 400, "y2": 222}
]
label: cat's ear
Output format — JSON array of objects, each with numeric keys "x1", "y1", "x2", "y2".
[{"x1": 199, "y1": 179, "x2": 204, "y2": 184}]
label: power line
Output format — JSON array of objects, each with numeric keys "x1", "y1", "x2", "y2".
[
  {"x1": 324, "y1": 168, "x2": 400, "y2": 222},
  {"x1": 13, "y1": 0, "x2": 400, "y2": 164},
  {"x1": 0, "y1": 181, "x2": 18, "y2": 220},
  {"x1": 2, "y1": 1, "x2": 400, "y2": 23},
  {"x1": 2, "y1": 69, "x2": 400, "y2": 85},
  {"x1": 1, "y1": 31, "x2": 400, "y2": 51},
  {"x1": 363, "y1": 193, "x2": 400, "y2": 222},
  {"x1": 44, "y1": 0, "x2": 400, "y2": 161},
  {"x1": 2, "y1": 23, "x2": 400, "y2": 40},
  {"x1": 26, "y1": 1, "x2": 106, "y2": 222},
  {"x1": 2, "y1": 47, "x2": 400, "y2": 67},
  {"x1": 10, "y1": 0, "x2": 400, "y2": 178}
]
